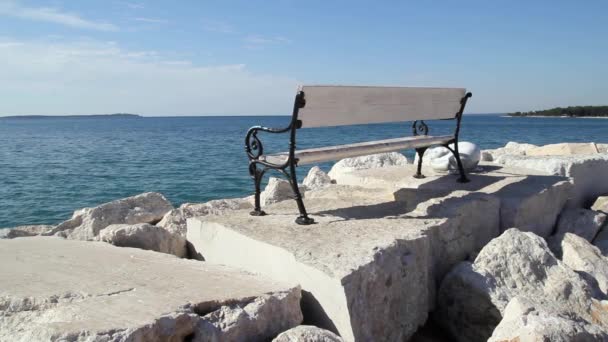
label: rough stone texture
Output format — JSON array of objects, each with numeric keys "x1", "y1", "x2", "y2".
[
  {"x1": 303, "y1": 166, "x2": 333, "y2": 190},
  {"x1": 437, "y1": 228, "x2": 607, "y2": 342},
  {"x1": 554, "y1": 208, "x2": 607, "y2": 242},
  {"x1": 594, "y1": 225, "x2": 608, "y2": 257},
  {"x1": 48, "y1": 192, "x2": 174, "y2": 240},
  {"x1": 99, "y1": 223, "x2": 187, "y2": 257},
  {"x1": 261, "y1": 177, "x2": 296, "y2": 206},
  {"x1": 593, "y1": 196, "x2": 608, "y2": 214},
  {"x1": 0, "y1": 225, "x2": 55, "y2": 239},
  {"x1": 494, "y1": 153, "x2": 608, "y2": 207},
  {"x1": 488, "y1": 296, "x2": 608, "y2": 342},
  {"x1": 481, "y1": 142, "x2": 538, "y2": 161},
  {"x1": 187, "y1": 181, "x2": 501, "y2": 342},
  {"x1": 331, "y1": 162, "x2": 573, "y2": 238},
  {"x1": 497, "y1": 178, "x2": 573, "y2": 237},
  {"x1": 157, "y1": 198, "x2": 252, "y2": 237},
  {"x1": 327, "y1": 152, "x2": 408, "y2": 179},
  {"x1": 599, "y1": 144, "x2": 608, "y2": 153},
  {"x1": 526, "y1": 142, "x2": 599, "y2": 156},
  {"x1": 560, "y1": 233, "x2": 608, "y2": 295},
  {"x1": 394, "y1": 189, "x2": 501, "y2": 278},
  {"x1": 273, "y1": 325, "x2": 344, "y2": 342},
  {"x1": 0, "y1": 237, "x2": 302, "y2": 342},
  {"x1": 480, "y1": 150, "x2": 494, "y2": 162}
]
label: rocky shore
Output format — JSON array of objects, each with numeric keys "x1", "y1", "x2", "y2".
[{"x1": 2, "y1": 141, "x2": 608, "y2": 341}]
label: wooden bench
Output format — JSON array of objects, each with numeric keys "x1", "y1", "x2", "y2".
[{"x1": 245, "y1": 85, "x2": 472, "y2": 224}]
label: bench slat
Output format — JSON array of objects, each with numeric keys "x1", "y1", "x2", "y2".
[
  {"x1": 299, "y1": 86, "x2": 466, "y2": 128},
  {"x1": 260, "y1": 135, "x2": 454, "y2": 165}
]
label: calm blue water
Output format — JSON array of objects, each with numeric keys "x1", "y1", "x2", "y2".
[{"x1": 1, "y1": 115, "x2": 607, "y2": 228}]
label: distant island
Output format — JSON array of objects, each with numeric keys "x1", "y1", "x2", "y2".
[
  {"x1": 508, "y1": 106, "x2": 608, "y2": 117},
  {"x1": 0, "y1": 113, "x2": 141, "y2": 119}
]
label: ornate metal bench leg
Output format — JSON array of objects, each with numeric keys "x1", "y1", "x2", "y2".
[
  {"x1": 288, "y1": 163, "x2": 314, "y2": 225},
  {"x1": 249, "y1": 164, "x2": 266, "y2": 216},
  {"x1": 451, "y1": 143, "x2": 470, "y2": 183},
  {"x1": 413, "y1": 147, "x2": 427, "y2": 179}
]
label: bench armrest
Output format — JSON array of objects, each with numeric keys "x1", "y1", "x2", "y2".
[{"x1": 245, "y1": 124, "x2": 291, "y2": 161}]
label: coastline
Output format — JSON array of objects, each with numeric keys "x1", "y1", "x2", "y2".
[{"x1": 503, "y1": 115, "x2": 608, "y2": 119}]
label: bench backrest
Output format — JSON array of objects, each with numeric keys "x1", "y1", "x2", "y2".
[{"x1": 298, "y1": 85, "x2": 466, "y2": 128}]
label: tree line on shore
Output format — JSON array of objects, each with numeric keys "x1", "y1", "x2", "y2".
[{"x1": 508, "y1": 106, "x2": 608, "y2": 117}]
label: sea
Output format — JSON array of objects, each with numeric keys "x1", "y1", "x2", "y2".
[{"x1": 1, "y1": 114, "x2": 607, "y2": 228}]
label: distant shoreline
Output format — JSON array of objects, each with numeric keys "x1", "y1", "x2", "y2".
[
  {"x1": 503, "y1": 115, "x2": 608, "y2": 119},
  {"x1": 0, "y1": 114, "x2": 141, "y2": 119}
]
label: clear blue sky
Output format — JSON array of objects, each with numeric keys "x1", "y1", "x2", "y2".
[{"x1": 0, "y1": 0, "x2": 606, "y2": 116}]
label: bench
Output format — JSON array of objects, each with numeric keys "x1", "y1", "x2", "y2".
[{"x1": 245, "y1": 85, "x2": 472, "y2": 225}]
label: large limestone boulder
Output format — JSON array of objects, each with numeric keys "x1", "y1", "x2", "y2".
[
  {"x1": 553, "y1": 208, "x2": 607, "y2": 242},
  {"x1": 49, "y1": 192, "x2": 174, "y2": 240},
  {"x1": 188, "y1": 203, "x2": 439, "y2": 341},
  {"x1": 273, "y1": 325, "x2": 343, "y2": 342},
  {"x1": 328, "y1": 152, "x2": 408, "y2": 179},
  {"x1": 262, "y1": 177, "x2": 297, "y2": 206},
  {"x1": 499, "y1": 179, "x2": 573, "y2": 237},
  {"x1": 481, "y1": 142, "x2": 538, "y2": 161},
  {"x1": 303, "y1": 166, "x2": 333, "y2": 190},
  {"x1": 0, "y1": 225, "x2": 54, "y2": 239},
  {"x1": 0, "y1": 237, "x2": 302, "y2": 342},
  {"x1": 437, "y1": 228, "x2": 607, "y2": 342},
  {"x1": 188, "y1": 183, "x2": 502, "y2": 342},
  {"x1": 592, "y1": 196, "x2": 608, "y2": 214},
  {"x1": 158, "y1": 198, "x2": 252, "y2": 237},
  {"x1": 559, "y1": 233, "x2": 608, "y2": 295},
  {"x1": 526, "y1": 142, "x2": 599, "y2": 156},
  {"x1": 99, "y1": 223, "x2": 187, "y2": 257},
  {"x1": 414, "y1": 142, "x2": 481, "y2": 172},
  {"x1": 494, "y1": 154, "x2": 608, "y2": 207},
  {"x1": 488, "y1": 296, "x2": 608, "y2": 342},
  {"x1": 396, "y1": 189, "x2": 501, "y2": 278}
]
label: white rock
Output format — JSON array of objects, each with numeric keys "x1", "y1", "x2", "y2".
[
  {"x1": 198, "y1": 289, "x2": 303, "y2": 341},
  {"x1": 328, "y1": 152, "x2": 409, "y2": 179},
  {"x1": 414, "y1": 142, "x2": 480, "y2": 172},
  {"x1": 437, "y1": 228, "x2": 607, "y2": 342},
  {"x1": 99, "y1": 223, "x2": 187, "y2": 257},
  {"x1": 489, "y1": 296, "x2": 608, "y2": 342},
  {"x1": 499, "y1": 179, "x2": 574, "y2": 238},
  {"x1": 0, "y1": 225, "x2": 55, "y2": 239},
  {"x1": 560, "y1": 233, "x2": 608, "y2": 295},
  {"x1": 261, "y1": 177, "x2": 296, "y2": 206},
  {"x1": 482, "y1": 142, "x2": 538, "y2": 161},
  {"x1": 49, "y1": 192, "x2": 174, "y2": 240},
  {"x1": 273, "y1": 325, "x2": 343, "y2": 342},
  {"x1": 0, "y1": 237, "x2": 302, "y2": 342},
  {"x1": 188, "y1": 186, "x2": 501, "y2": 342},
  {"x1": 554, "y1": 208, "x2": 607, "y2": 242},
  {"x1": 303, "y1": 166, "x2": 333, "y2": 190},
  {"x1": 157, "y1": 198, "x2": 252, "y2": 237},
  {"x1": 504, "y1": 141, "x2": 539, "y2": 153},
  {"x1": 480, "y1": 150, "x2": 494, "y2": 162},
  {"x1": 592, "y1": 196, "x2": 608, "y2": 214},
  {"x1": 495, "y1": 153, "x2": 608, "y2": 207},
  {"x1": 526, "y1": 142, "x2": 599, "y2": 156}
]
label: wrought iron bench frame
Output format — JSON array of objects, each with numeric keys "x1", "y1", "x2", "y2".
[{"x1": 245, "y1": 89, "x2": 472, "y2": 225}]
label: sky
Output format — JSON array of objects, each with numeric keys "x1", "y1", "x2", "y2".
[{"x1": 0, "y1": 0, "x2": 606, "y2": 116}]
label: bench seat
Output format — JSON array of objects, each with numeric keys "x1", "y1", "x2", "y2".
[{"x1": 260, "y1": 134, "x2": 454, "y2": 166}]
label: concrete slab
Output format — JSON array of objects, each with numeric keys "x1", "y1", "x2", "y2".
[
  {"x1": 0, "y1": 237, "x2": 301, "y2": 341},
  {"x1": 187, "y1": 184, "x2": 501, "y2": 342}
]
